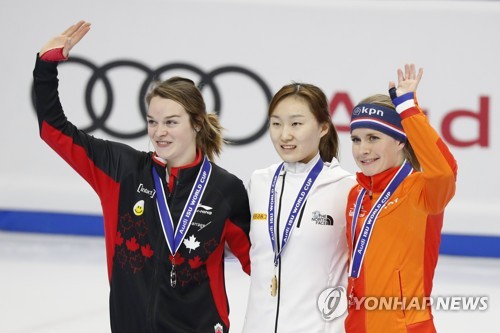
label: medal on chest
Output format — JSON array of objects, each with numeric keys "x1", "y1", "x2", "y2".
[
  {"x1": 270, "y1": 274, "x2": 278, "y2": 297},
  {"x1": 348, "y1": 161, "x2": 412, "y2": 298},
  {"x1": 152, "y1": 156, "x2": 212, "y2": 288},
  {"x1": 267, "y1": 158, "x2": 323, "y2": 297}
]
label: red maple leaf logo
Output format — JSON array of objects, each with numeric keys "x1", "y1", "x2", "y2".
[
  {"x1": 129, "y1": 253, "x2": 144, "y2": 273},
  {"x1": 115, "y1": 231, "x2": 124, "y2": 246},
  {"x1": 135, "y1": 219, "x2": 148, "y2": 238},
  {"x1": 126, "y1": 237, "x2": 140, "y2": 252},
  {"x1": 188, "y1": 256, "x2": 204, "y2": 269},
  {"x1": 203, "y1": 238, "x2": 218, "y2": 254},
  {"x1": 179, "y1": 266, "x2": 193, "y2": 286},
  {"x1": 169, "y1": 253, "x2": 185, "y2": 266},
  {"x1": 193, "y1": 268, "x2": 208, "y2": 283},
  {"x1": 116, "y1": 247, "x2": 128, "y2": 268},
  {"x1": 120, "y1": 213, "x2": 134, "y2": 231},
  {"x1": 141, "y1": 244, "x2": 154, "y2": 258}
]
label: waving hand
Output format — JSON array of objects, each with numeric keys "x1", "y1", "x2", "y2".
[
  {"x1": 40, "y1": 20, "x2": 91, "y2": 62},
  {"x1": 389, "y1": 64, "x2": 423, "y2": 98}
]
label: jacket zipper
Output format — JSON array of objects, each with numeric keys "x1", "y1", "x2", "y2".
[
  {"x1": 147, "y1": 170, "x2": 179, "y2": 332},
  {"x1": 274, "y1": 172, "x2": 286, "y2": 333},
  {"x1": 146, "y1": 233, "x2": 164, "y2": 333},
  {"x1": 295, "y1": 200, "x2": 307, "y2": 229}
]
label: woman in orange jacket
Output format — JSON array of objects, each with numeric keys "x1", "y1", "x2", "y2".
[{"x1": 345, "y1": 64, "x2": 458, "y2": 332}]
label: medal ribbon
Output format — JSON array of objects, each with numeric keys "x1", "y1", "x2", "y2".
[
  {"x1": 268, "y1": 158, "x2": 324, "y2": 266},
  {"x1": 152, "y1": 156, "x2": 212, "y2": 255},
  {"x1": 349, "y1": 161, "x2": 413, "y2": 278}
]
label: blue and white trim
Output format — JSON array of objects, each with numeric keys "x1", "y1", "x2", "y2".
[{"x1": 393, "y1": 92, "x2": 416, "y2": 114}]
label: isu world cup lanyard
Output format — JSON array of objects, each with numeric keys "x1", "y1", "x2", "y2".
[
  {"x1": 348, "y1": 161, "x2": 413, "y2": 279},
  {"x1": 152, "y1": 156, "x2": 212, "y2": 287},
  {"x1": 268, "y1": 158, "x2": 323, "y2": 296}
]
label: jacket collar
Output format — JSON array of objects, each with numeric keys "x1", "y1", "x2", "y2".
[
  {"x1": 356, "y1": 165, "x2": 402, "y2": 194},
  {"x1": 283, "y1": 153, "x2": 321, "y2": 174},
  {"x1": 152, "y1": 149, "x2": 203, "y2": 181}
]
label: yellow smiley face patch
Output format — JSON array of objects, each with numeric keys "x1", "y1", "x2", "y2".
[{"x1": 133, "y1": 200, "x2": 145, "y2": 216}]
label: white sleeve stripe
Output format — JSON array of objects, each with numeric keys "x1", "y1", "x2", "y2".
[{"x1": 395, "y1": 99, "x2": 416, "y2": 114}]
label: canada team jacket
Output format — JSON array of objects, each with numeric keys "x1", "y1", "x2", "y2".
[
  {"x1": 345, "y1": 95, "x2": 458, "y2": 332},
  {"x1": 33, "y1": 55, "x2": 251, "y2": 333},
  {"x1": 243, "y1": 154, "x2": 356, "y2": 333}
]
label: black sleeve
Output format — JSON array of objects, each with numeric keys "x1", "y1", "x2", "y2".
[
  {"x1": 224, "y1": 173, "x2": 251, "y2": 274},
  {"x1": 33, "y1": 54, "x2": 144, "y2": 197}
]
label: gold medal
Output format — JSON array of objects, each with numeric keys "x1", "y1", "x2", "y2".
[{"x1": 270, "y1": 274, "x2": 278, "y2": 297}]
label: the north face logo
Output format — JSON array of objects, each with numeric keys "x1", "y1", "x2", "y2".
[{"x1": 312, "y1": 211, "x2": 334, "y2": 226}]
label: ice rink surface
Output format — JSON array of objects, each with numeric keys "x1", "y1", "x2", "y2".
[{"x1": 1, "y1": 231, "x2": 499, "y2": 333}]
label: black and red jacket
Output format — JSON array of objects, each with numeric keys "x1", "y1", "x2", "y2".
[{"x1": 33, "y1": 55, "x2": 251, "y2": 333}]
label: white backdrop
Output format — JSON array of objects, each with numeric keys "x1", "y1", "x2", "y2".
[{"x1": 1, "y1": 0, "x2": 499, "y2": 239}]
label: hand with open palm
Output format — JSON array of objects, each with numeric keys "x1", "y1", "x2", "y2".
[{"x1": 40, "y1": 20, "x2": 91, "y2": 61}]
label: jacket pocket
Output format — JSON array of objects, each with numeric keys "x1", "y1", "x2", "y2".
[{"x1": 393, "y1": 269, "x2": 406, "y2": 320}]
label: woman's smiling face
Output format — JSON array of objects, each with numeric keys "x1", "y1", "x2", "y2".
[
  {"x1": 351, "y1": 127, "x2": 405, "y2": 176},
  {"x1": 269, "y1": 96, "x2": 328, "y2": 164},
  {"x1": 147, "y1": 96, "x2": 197, "y2": 167}
]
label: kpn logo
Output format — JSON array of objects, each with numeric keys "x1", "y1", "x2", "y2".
[{"x1": 317, "y1": 286, "x2": 348, "y2": 321}]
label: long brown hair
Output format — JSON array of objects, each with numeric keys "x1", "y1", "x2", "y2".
[
  {"x1": 358, "y1": 94, "x2": 421, "y2": 171},
  {"x1": 146, "y1": 77, "x2": 224, "y2": 161},
  {"x1": 268, "y1": 83, "x2": 340, "y2": 162}
]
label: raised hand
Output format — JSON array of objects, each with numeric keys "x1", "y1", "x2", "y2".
[
  {"x1": 388, "y1": 64, "x2": 423, "y2": 97},
  {"x1": 40, "y1": 20, "x2": 91, "y2": 61}
]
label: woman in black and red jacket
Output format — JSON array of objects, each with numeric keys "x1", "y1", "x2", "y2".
[{"x1": 33, "y1": 20, "x2": 250, "y2": 333}]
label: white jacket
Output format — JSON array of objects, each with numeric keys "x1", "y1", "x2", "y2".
[{"x1": 243, "y1": 154, "x2": 356, "y2": 333}]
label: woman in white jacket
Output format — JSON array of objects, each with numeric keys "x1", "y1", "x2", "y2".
[{"x1": 243, "y1": 83, "x2": 356, "y2": 333}]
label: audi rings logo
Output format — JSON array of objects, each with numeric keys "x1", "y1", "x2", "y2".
[{"x1": 32, "y1": 57, "x2": 272, "y2": 145}]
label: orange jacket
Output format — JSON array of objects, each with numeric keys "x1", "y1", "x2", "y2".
[{"x1": 345, "y1": 96, "x2": 458, "y2": 333}]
